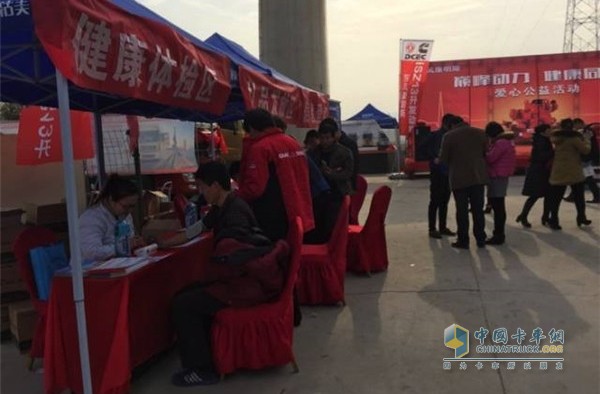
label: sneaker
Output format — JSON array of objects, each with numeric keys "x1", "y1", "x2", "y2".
[
  {"x1": 171, "y1": 369, "x2": 219, "y2": 387},
  {"x1": 451, "y1": 242, "x2": 469, "y2": 249},
  {"x1": 429, "y1": 230, "x2": 442, "y2": 239},
  {"x1": 439, "y1": 228, "x2": 456, "y2": 236}
]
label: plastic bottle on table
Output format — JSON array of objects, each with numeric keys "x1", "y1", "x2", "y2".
[
  {"x1": 184, "y1": 201, "x2": 198, "y2": 228},
  {"x1": 114, "y1": 219, "x2": 132, "y2": 257}
]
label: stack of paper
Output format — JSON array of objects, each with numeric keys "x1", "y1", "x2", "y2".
[{"x1": 87, "y1": 257, "x2": 150, "y2": 275}]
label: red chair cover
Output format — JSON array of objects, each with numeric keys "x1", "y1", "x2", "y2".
[
  {"x1": 297, "y1": 196, "x2": 350, "y2": 305},
  {"x1": 173, "y1": 194, "x2": 188, "y2": 227},
  {"x1": 211, "y1": 217, "x2": 303, "y2": 375},
  {"x1": 12, "y1": 226, "x2": 58, "y2": 359},
  {"x1": 349, "y1": 175, "x2": 367, "y2": 225},
  {"x1": 347, "y1": 186, "x2": 392, "y2": 274}
]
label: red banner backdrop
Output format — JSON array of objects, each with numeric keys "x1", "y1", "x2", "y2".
[
  {"x1": 416, "y1": 51, "x2": 600, "y2": 130},
  {"x1": 16, "y1": 106, "x2": 94, "y2": 165},
  {"x1": 31, "y1": 0, "x2": 231, "y2": 115},
  {"x1": 238, "y1": 66, "x2": 328, "y2": 128},
  {"x1": 402, "y1": 51, "x2": 600, "y2": 174}
]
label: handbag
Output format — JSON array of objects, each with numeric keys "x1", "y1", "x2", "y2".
[{"x1": 29, "y1": 242, "x2": 69, "y2": 301}]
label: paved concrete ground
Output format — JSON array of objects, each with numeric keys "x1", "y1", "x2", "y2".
[{"x1": 2, "y1": 175, "x2": 598, "y2": 394}]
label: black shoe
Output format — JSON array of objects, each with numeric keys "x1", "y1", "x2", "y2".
[
  {"x1": 171, "y1": 369, "x2": 219, "y2": 387},
  {"x1": 485, "y1": 237, "x2": 505, "y2": 245},
  {"x1": 548, "y1": 221, "x2": 562, "y2": 230},
  {"x1": 563, "y1": 195, "x2": 574, "y2": 203},
  {"x1": 477, "y1": 242, "x2": 486, "y2": 248},
  {"x1": 451, "y1": 242, "x2": 469, "y2": 249},
  {"x1": 586, "y1": 199, "x2": 600, "y2": 204},
  {"x1": 577, "y1": 218, "x2": 592, "y2": 227},
  {"x1": 541, "y1": 217, "x2": 549, "y2": 226},
  {"x1": 516, "y1": 215, "x2": 532, "y2": 228},
  {"x1": 484, "y1": 205, "x2": 492, "y2": 214},
  {"x1": 439, "y1": 228, "x2": 456, "y2": 236},
  {"x1": 429, "y1": 230, "x2": 442, "y2": 239}
]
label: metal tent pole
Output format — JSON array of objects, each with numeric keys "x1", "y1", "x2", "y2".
[{"x1": 55, "y1": 70, "x2": 93, "y2": 394}]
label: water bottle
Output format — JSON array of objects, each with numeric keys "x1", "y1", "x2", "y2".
[
  {"x1": 114, "y1": 219, "x2": 132, "y2": 257},
  {"x1": 184, "y1": 201, "x2": 198, "y2": 228}
]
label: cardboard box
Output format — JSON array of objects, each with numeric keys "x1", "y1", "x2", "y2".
[
  {"x1": 143, "y1": 190, "x2": 169, "y2": 218},
  {"x1": 0, "y1": 223, "x2": 27, "y2": 254},
  {"x1": 1, "y1": 262, "x2": 26, "y2": 293},
  {"x1": 9, "y1": 300, "x2": 37, "y2": 343},
  {"x1": 142, "y1": 218, "x2": 181, "y2": 241},
  {"x1": 24, "y1": 203, "x2": 67, "y2": 225},
  {"x1": 1, "y1": 209, "x2": 24, "y2": 228}
]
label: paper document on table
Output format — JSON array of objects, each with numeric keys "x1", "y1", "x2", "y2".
[{"x1": 88, "y1": 257, "x2": 149, "y2": 273}]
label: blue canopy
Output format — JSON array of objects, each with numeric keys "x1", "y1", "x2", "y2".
[
  {"x1": 0, "y1": 0, "x2": 243, "y2": 121},
  {"x1": 205, "y1": 32, "x2": 306, "y2": 89},
  {"x1": 346, "y1": 103, "x2": 398, "y2": 129}
]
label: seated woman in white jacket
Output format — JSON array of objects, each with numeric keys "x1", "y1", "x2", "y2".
[{"x1": 79, "y1": 175, "x2": 145, "y2": 261}]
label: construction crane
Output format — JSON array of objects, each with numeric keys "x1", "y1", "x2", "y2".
[{"x1": 563, "y1": 0, "x2": 600, "y2": 52}]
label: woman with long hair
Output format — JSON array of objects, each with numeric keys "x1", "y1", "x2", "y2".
[{"x1": 516, "y1": 124, "x2": 554, "y2": 227}]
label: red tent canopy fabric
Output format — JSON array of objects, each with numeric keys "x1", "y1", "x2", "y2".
[{"x1": 31, "y1": 0, "x2": 231, "y2": 116}]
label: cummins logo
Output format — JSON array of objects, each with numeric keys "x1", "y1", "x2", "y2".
[{"x1": 404, "y1": 42, "x2": 431, "y2": 60}]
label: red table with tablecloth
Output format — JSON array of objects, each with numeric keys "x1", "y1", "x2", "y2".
[{"x1": 44, "y1": 235, "x2": 213, "y2": 394}]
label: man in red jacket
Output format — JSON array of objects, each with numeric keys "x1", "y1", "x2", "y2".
[{"x1": 238, "y1": 108, "x2": 315, "y2": 241}]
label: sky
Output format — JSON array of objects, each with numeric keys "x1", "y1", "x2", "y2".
[{"x1": 138, "y1": 0, "x2": 567, "y2": 119}]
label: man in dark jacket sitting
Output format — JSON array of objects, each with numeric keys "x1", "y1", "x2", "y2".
[{"x1": 168, "y1": 162, "x2": 289, "y2": 387}]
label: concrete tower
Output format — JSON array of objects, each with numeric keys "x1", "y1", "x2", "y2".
[
  {"x1": 563, "y1": 0, "x2": 600, "y2": 52},
  {"x1": 259, "y1": 0, "x2": 329, "y2": 94}
]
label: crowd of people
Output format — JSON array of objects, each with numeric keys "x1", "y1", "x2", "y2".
[
  {"x1": 425, "y1": 113, "x2": 596, "y2": 249},
  {"x1": 76, "y1": 106, "x2": 597, "y2": 385},
  {"x1": 77, "y1": 108, "x2": 360, "y2": 386}
]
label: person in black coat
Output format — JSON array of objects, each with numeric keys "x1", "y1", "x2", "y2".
[
  {"x1": 318, "y1": 117, "x2": 359, "y2": 192},
  {"x1": 516, "y1": 124, "x2": 554, "y2": 227}
]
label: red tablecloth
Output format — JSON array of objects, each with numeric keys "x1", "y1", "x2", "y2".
[{"x1": 44, "y1": 235, "x2": 213, "y2": 394}]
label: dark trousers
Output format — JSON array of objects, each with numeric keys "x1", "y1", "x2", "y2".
[
  {"x1": 520, "y1": 196, "x2": 551, "y2": 222},
  {"x1": 548, "y1": 182, "x2": 586, "y2": 224},
  {"x1": 304, "y1": 191, "x2": 342, "y2": 244},
  {"x1": 489, "y1": 197, "x2": 506, "y2": 240},
  {"x1": 172, "y1": 284, "x2": 226, "y2": 371},
  {"x1": 428, "y1": 170, "x2": 451, "y2": 231},
  {"x1": 585, "y1": 176, "x2": 600, "y2": 200},
  {"x1": 453, "y1": 185, "x2": 486, "y2": 246}
]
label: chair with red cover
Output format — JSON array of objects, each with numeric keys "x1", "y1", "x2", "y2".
[
  {"x1": 349, "y1": 175, "x2": 368, "y2": 225},
  {"x1": 296, "y1": 196, "x2": 350, "y2": 305},
  {"x1": 211, "y1": 217, "x2": 303, "y2": 377},
  {"x1": 347, "y1": 186, "x2": 392, "y2": 274},
  {"x1": 12, "y1": 226, "x2": 58, "y2": 368},
  {"x1": 173, "y1": 194, "x2": 188, "y2": 227}
]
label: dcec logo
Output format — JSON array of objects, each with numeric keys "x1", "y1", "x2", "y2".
[{"x1": 404, "y1": 42, "x2": 430, "y2": 60}]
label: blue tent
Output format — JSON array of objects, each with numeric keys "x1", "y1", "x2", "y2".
[
  {"x1": 0, "y1": 0, "x2": 243, "y2": 122},
  {"x1": 346, "y1": 103, "x2": 398, "y2": 129},
  {"x1": 205, "y1": 32, "x2": 303, "y2": 88}
]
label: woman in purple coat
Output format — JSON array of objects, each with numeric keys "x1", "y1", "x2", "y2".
[{"x1": 485, "y1": 122, "x2": 516, "y2": 245}]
